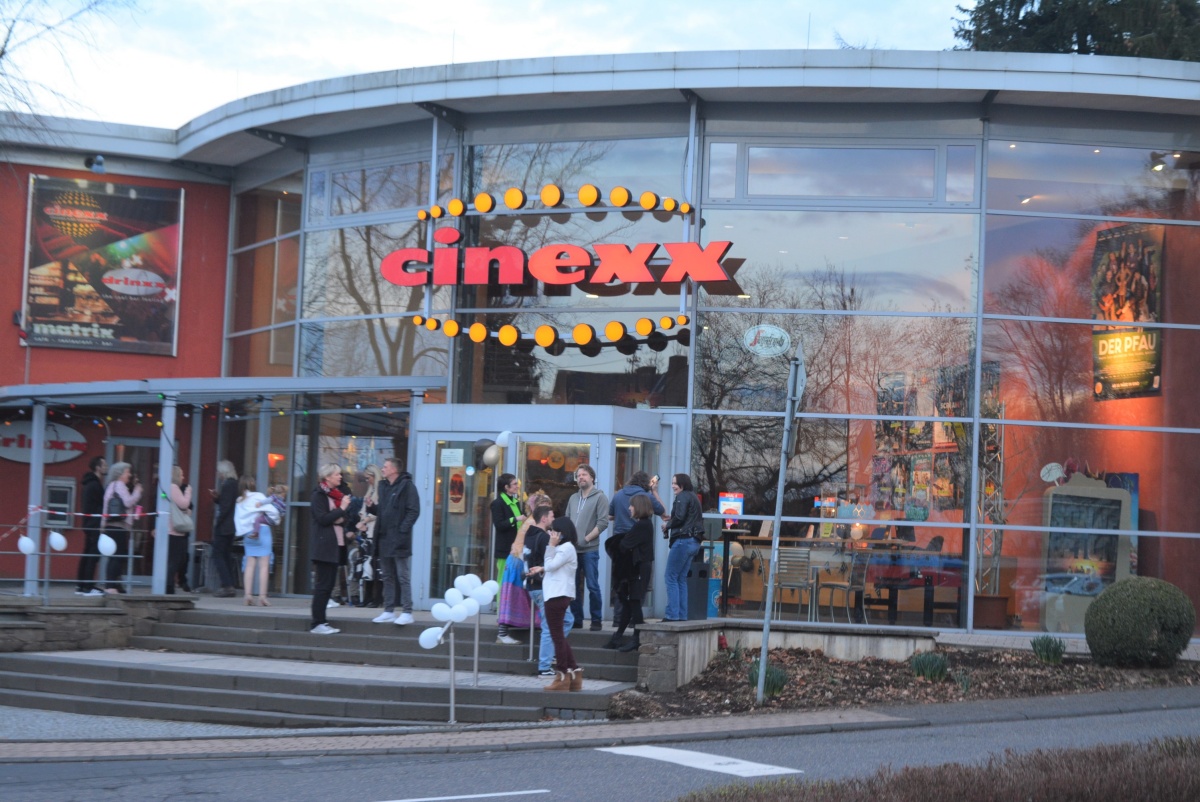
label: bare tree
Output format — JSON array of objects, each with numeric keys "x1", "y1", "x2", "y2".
[{"x1": 0, "y1": 1, "x2": 135, "y2": 123}]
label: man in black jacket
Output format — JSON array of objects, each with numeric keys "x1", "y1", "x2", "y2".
[
  {"x1": 370, "y1": 457, "x2": 420, "y2": 626},
  {"x1": 74, "y1": 456, "x2": 107, "y2": 595}
]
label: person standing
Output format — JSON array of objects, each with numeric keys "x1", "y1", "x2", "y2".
[
  {"x1": 528, "y1": 517, "x2": 581, "y2": 692},
  {"x1": 524, "y1": 504, "x2": 574, "y2": 677},
  {"x1": 606, "y1": 471, "x2": 664, "y2": 627},
  {"x1": 607, "y1": 493, "x2": 655, "y2": 652},
  {"x1": 74, "y1": 456, "x2": 107, "y2": 596},
  {"x1": 369, "y1": 457, "x2": 420, "y2": 626},
  {"x1": 235, "y1": 476, "x2": 280, "y2": 606},
  {"x1": 490, "y1": 474, "x2": 526, "y2": 644},
  {"x1": 101, "y1": 461, "x2": 142, "y2": 594},
  {"x1": 166, "y1": 466, "x2": 194, "y2": 595},
  {"x1": 662, "y1": 473, "x2": 704, "y2": 622},
  {"x1": 566, "y1": 464, "x2": 608, "y2": 631},
  {"x1": 210, "y1": 460, "x2": 239, "y2": 598},
  {"x1": 310, "y1": 464, "x2": 351, "y2": 634}
]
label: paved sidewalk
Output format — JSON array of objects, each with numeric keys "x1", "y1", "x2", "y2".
[{"x1": 2, "y1": 685, "x2": 1198, "y2": 763}]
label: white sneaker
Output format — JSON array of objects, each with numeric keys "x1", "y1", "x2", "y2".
[
  {"x1": 372, "y1": 611, "x2": 397, "y2": 623},
  {"x1": 310, "y1": 623, "x2": 340, "y2": 635},
  {"x1": 496, "y1": 634, "x2": 520, "y2": 645},
  {"x1": 327, "y1": 599, "x2": 341, "y2": 608},
  {"x1": 395, "y1": 612, "x2": 414, "y2": 625}
]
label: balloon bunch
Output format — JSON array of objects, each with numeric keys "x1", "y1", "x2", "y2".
[
  {"x1": 17, "y1": 531, "x2": 69, "y2": 555},
  {"x1": 418, "y1": 573, "x2": 499, "y2": 650}
]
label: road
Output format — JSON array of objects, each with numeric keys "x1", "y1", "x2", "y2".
[{"x1": 2, "y1": 706, "x2": 1198, "y2": 802}]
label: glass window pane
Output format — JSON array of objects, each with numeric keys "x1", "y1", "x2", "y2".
[
  {"x1": 946, "y1": 145, "x2": 976, "y2": 203},
  {"x1": 983, "y1": 215, "x2": 1199, "y2": 325},
  {"x1": 982, "y1": 319, "x2": 1196, "y2": 426},
  {"x1": 453, "y1": 312, "x2": 690, "y2": 407},
  {"x1": 701, "y1": 210, "x2": 978, "y2": 313},
  {"x1": 329, "y1": 154, "x2": 453, "y2": 217},
  {"x1": 467, "y1": 138, "x2": 687, "y2": 207},
  {"x1": 307, "y1": 170, "x2": 327, "y2": 224},
  {"x1": 747, "y1": 147, "x2": 935, "y2": 199},
  {"x1": 228, "y1": 329, "x2": 293, "y2": 377},
  {"x1": 980, "y1": 527, "x2": 1190, "y2": 633},
  {"x1": 462, "y1": 211, "x2": 687, "y2": 310},
  {"x1": 301, "y1": 223, "x2": 451, "y2": 319},
  {"x1": 235, "y1": 188, "x2": 303, "y2": 249},
  {"x1": 697, "y1": 311, "x2": 977, "y2": 415},
  {"x1": 708, "y1": 142, "x2": 737, "y2": 199},
  {"x1": 299, "y1": 318, "x2": 449, "y2": 378},
  {"x1": 984, "y1": 423, "x2": 1200, "y2": 535},
  {"x1": 692, "y1": 412, "x2": 971, "y2": 524},
  {"x1": 987, "y1": 141, "x2": 1200, "y2": 220}
]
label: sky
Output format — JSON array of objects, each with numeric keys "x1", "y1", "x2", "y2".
[{"x1": 11, "y1": 0, "x2": 966, "y2": 129}]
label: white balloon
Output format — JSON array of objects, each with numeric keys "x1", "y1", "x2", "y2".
[
  {"x1": 418, "y1": 626, "x2": 443, "y2": 649},
  {"x1": 444, "y1": 588, "x2": 464, "y2": 606},
  {"x1": 17, "y1": 536, "x2": 35, "y2": 555},
  {"x1": 470, "y1": 586, "x2": 495, "y2": 604},
  {"x1": 98, "y1": 534, "x2": 117, "y2": 556},
  {"x1": 482, "y1": 580, "x2": 500, "y2": 596},
  {"x1": 453, "y1": 575, "x2": 472, "y2": 594},
  {"x1": 449, "y1": 603, "x2": 469, "y2": 622},
  {"x1": 461, "y1": 597, "x2": 480, "y2": 617},
  {"x1": 48, "y1": 531, "x2": 68, "y2": 552},
  {"x1": 482, "y1": 444, "x2": 500, "y2": 467},
  {"x1": 464, "y1": 573, "x2": 482, "y2": 591},
  {"x1": 430, "y1": 602, "x2": 453, "y2": 622}
]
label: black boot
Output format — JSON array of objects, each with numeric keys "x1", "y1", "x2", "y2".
[
  {"x1": 603, "y1": 632, "x2": 625, "y2": 649},
  {"x1": 618, "y1": 630, "x2": 641, "y2": 652}
]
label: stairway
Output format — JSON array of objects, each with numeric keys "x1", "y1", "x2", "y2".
[{"x1": 0, "y1": 606, "x2": 638, "y2": 727}]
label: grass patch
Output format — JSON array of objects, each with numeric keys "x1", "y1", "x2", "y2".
[{"x1": 676, "y1": 737, "x2": 1200, "y2": 801}]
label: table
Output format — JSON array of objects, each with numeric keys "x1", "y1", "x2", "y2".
[{"x1": 868, "y1": 552, "x2": 965, "y2": 626}]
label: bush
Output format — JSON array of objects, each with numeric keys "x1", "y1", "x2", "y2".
[
  {"x1": 910, "y1": 651, "x2": 948, "y2": 681},
  {"x1": 1084, "y1": 577, "x2": 1196, "y2": 668},
  {"x1": 1030, "y1": 635, "x2": 1067, "y2": 666},
  {"x1": 748, "y1": 659, "x2": 787, "y2": 698}
]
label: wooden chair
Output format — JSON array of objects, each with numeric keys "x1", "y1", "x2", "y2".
[
  {"x1": 772, "y1": 547, "x2": 813, "y2": 621},
  {"x1": 815, "y1": 551, "x2": 871, "y2": 623}
]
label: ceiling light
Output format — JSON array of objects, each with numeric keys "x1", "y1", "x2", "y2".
[{"x1": 1019, "y1": 195, "x2": 1033, "y2": 204}]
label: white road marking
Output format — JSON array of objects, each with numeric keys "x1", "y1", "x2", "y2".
[
  {"x1": 597, "y1": 745, "x2": 802, "y2": 777},
  {"x1": 379, "y1": 791, "x2": 550, "y2": 802}
]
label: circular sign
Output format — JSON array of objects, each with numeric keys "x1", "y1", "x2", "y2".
[
  {"x1": 0, "y1": 421, "x2": 87, "y2": 464},
  {"x1": 742, "y1": 324, "x2": 791, "y2": 357},
  {"x1": 547, "y1": 451, "x2": 565, "y2": 470}
]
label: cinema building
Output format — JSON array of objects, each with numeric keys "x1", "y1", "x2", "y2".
[{"x1": 2, "y1": 50, "x2": 1198, "y2": 637}]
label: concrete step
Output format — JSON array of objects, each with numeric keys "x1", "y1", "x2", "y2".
[
  {"x1": 144, "y1": 610, "x2": 640, "y2": 682},
  {"x1": 0, "y1": 652, "x2": 602, "y2": 726}
]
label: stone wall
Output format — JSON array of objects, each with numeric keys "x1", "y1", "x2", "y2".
[
  {"x1": 0, "y1": 596, "x2": 193, "y2": 652},
  {"x1": 635, "y1": 620, "x2": 938, "y2": 692}
]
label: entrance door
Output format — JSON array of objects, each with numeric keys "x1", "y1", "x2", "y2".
[
  {"x1": 106, "y1": 437, "x2": 161, "y2": 586},
  {"x1": 519, "y1": 440, "x2": 592, "y2": 514}
]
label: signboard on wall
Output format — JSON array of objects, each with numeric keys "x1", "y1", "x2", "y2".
[
  {"x1": 0, "y1": 421, "x2": 87, "y2": 464},
  {"x1": 23, "y1": 176, "x2": 184, "y2": 356},
  {"x1": 1090, "y1": 223, "x2": 1163, "y2": 400}
]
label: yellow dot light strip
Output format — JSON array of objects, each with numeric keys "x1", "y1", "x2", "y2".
[{"x1": 421, "y1": 184, "x2": 694, "y2": 219}]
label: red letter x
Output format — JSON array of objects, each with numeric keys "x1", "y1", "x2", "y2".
[{"x1": 661, "y1": 241, "x2": 732, "y2": 283}]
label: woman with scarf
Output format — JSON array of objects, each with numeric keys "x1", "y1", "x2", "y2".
[
  {"x1": 309, "y1": 463, "x2": 351, "y2": 634},
  {"x1": 491, "y1": 474, "x2": 526, "y2": 644},
  {"x1": 101, "y1": 461, "x2": 142, "y2": 594}
]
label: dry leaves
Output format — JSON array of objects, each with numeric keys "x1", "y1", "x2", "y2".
[{"x1": 608, "y1": 646, "x2": 1200, "y2": 720}]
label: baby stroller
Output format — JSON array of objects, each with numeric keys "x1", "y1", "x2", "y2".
[{"x1": 346, "y1": 532, "x2": 377, "y2": 607}]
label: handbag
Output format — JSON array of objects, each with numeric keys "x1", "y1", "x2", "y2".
[{"x1": 170, "y1": 501, "x2": 195, "y2": 534}]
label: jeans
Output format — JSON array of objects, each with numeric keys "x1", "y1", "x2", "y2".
[
  {"x1": 571, "y1": 550, "x2": 602, "y2": 625},
  {"x1": 530, "y1": 589, "x2": 574, "y2": 671},
  {"x1": 380, "y1": 554, "x2": 412, "y2": 613},
  {"x1": 544, "y1": 596, "x2": 577, "y2": 671},
  {"x1": 103, "y1": 529, "x2": 131, "y2": 587},
  {"x1": 76, "y1": 528, "x2": 102, "y2": 591},
  {"x1": 664, "y1": 537, "x2": 702, "y2": 621}
]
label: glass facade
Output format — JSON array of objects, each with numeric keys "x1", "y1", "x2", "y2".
[{"x1": 221, "y1": 98, "x2": 1200, "y2": 635}]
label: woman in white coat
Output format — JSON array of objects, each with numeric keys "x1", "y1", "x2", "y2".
[{"x1": 528, "y1": 517, "x2": 582, "y2": 692}]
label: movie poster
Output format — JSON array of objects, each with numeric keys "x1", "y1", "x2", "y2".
[
  {"x1": 1090, "y1": 223, "x2": 1163, "y2": 400},
  {"x1": 23, "y1": 177, "x2": 183, "y2": 355}
]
